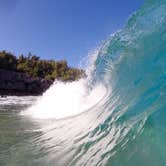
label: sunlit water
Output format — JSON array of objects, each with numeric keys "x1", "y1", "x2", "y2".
[{"x1": 1, "y1": 0, "x2": 166, "y2": 165}]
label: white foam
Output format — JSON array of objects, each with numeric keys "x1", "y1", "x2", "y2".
[{"x1": 24, "y1": 79, "x2": 106, "y2": 119}]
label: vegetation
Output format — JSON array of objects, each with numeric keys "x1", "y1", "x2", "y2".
[{"x1": 0, "y1": 51, "x2": 85, "y2": 81}]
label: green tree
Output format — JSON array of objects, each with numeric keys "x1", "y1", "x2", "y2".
[{"x1": 0, "y1": 51, "x2": 17, "y2": 70}]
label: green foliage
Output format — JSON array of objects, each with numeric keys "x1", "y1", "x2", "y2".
[
  {"x1": 0, "y1": 51, "x2": 85, "y2": 81},
  {"x1": 0, "y1": 51, "x2": 17, "y2": 70}
]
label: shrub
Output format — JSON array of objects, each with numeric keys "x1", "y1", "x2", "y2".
[{"x1": 0, "y1": 51, "x2": 85, "y2": 81}]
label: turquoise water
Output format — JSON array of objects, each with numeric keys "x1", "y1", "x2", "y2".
[{"x1": 0, "y1": 0, "x2": 166, "y2": 165}]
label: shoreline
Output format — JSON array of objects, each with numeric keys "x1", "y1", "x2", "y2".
[
  {"x1": 0, "y1": 51, "x2": 85, "y2": 96},
  {"x1": 0, "y1": 69, "x2": 53, "y2": 96}
]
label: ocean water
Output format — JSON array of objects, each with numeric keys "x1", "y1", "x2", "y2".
[{"x1": 0, "y1": 0, "x2": 166, "y2": 165}]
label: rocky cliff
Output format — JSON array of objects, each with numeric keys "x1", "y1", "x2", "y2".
[{"x1": 0, "y1": 69, "x2": 53, "y2": 96}]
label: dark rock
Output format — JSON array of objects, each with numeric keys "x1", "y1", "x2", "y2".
[{"x1": 0, "y1": 69, "x2": 53, "y2": 96}]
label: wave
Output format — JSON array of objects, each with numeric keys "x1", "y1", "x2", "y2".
[{"x1": 22, "y1": 0, "x2": 166, "y2": 165}]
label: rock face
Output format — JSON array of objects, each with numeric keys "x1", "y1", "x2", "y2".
[{"x1": 0, "y1": 69, "x2": 53, "y2": 96}]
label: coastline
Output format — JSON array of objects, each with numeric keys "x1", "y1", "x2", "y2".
[
  {"x1": 0, "y1": 69, "x2": 53, "y2": 96},
  {"x1": 0, "y1": 51, "x2": 85, "y2": 96}
]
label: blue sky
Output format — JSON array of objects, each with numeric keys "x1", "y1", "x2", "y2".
[{"x1": 0, "y1": 0, "x2": 144, "y2": 67}]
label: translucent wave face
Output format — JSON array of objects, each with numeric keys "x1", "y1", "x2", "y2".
[{"x1": 24, "y1": 79, "x2": 106, "y2": 119}]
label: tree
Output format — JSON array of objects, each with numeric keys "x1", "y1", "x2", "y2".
[
  {"x1": 0, "y1": 50, "x2": 85, "y2": 81},
  {"x1": 0, "y1": 51, "x2": 17, "y2": 70}
]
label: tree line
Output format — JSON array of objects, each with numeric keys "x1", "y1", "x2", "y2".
[{"x1": 0, "y1": 51, "x2": 85, "y2": 81}]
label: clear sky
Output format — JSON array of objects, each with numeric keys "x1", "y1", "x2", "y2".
[{"x1": 0, "y1": 0, "x2": 144, "y2": 67}]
